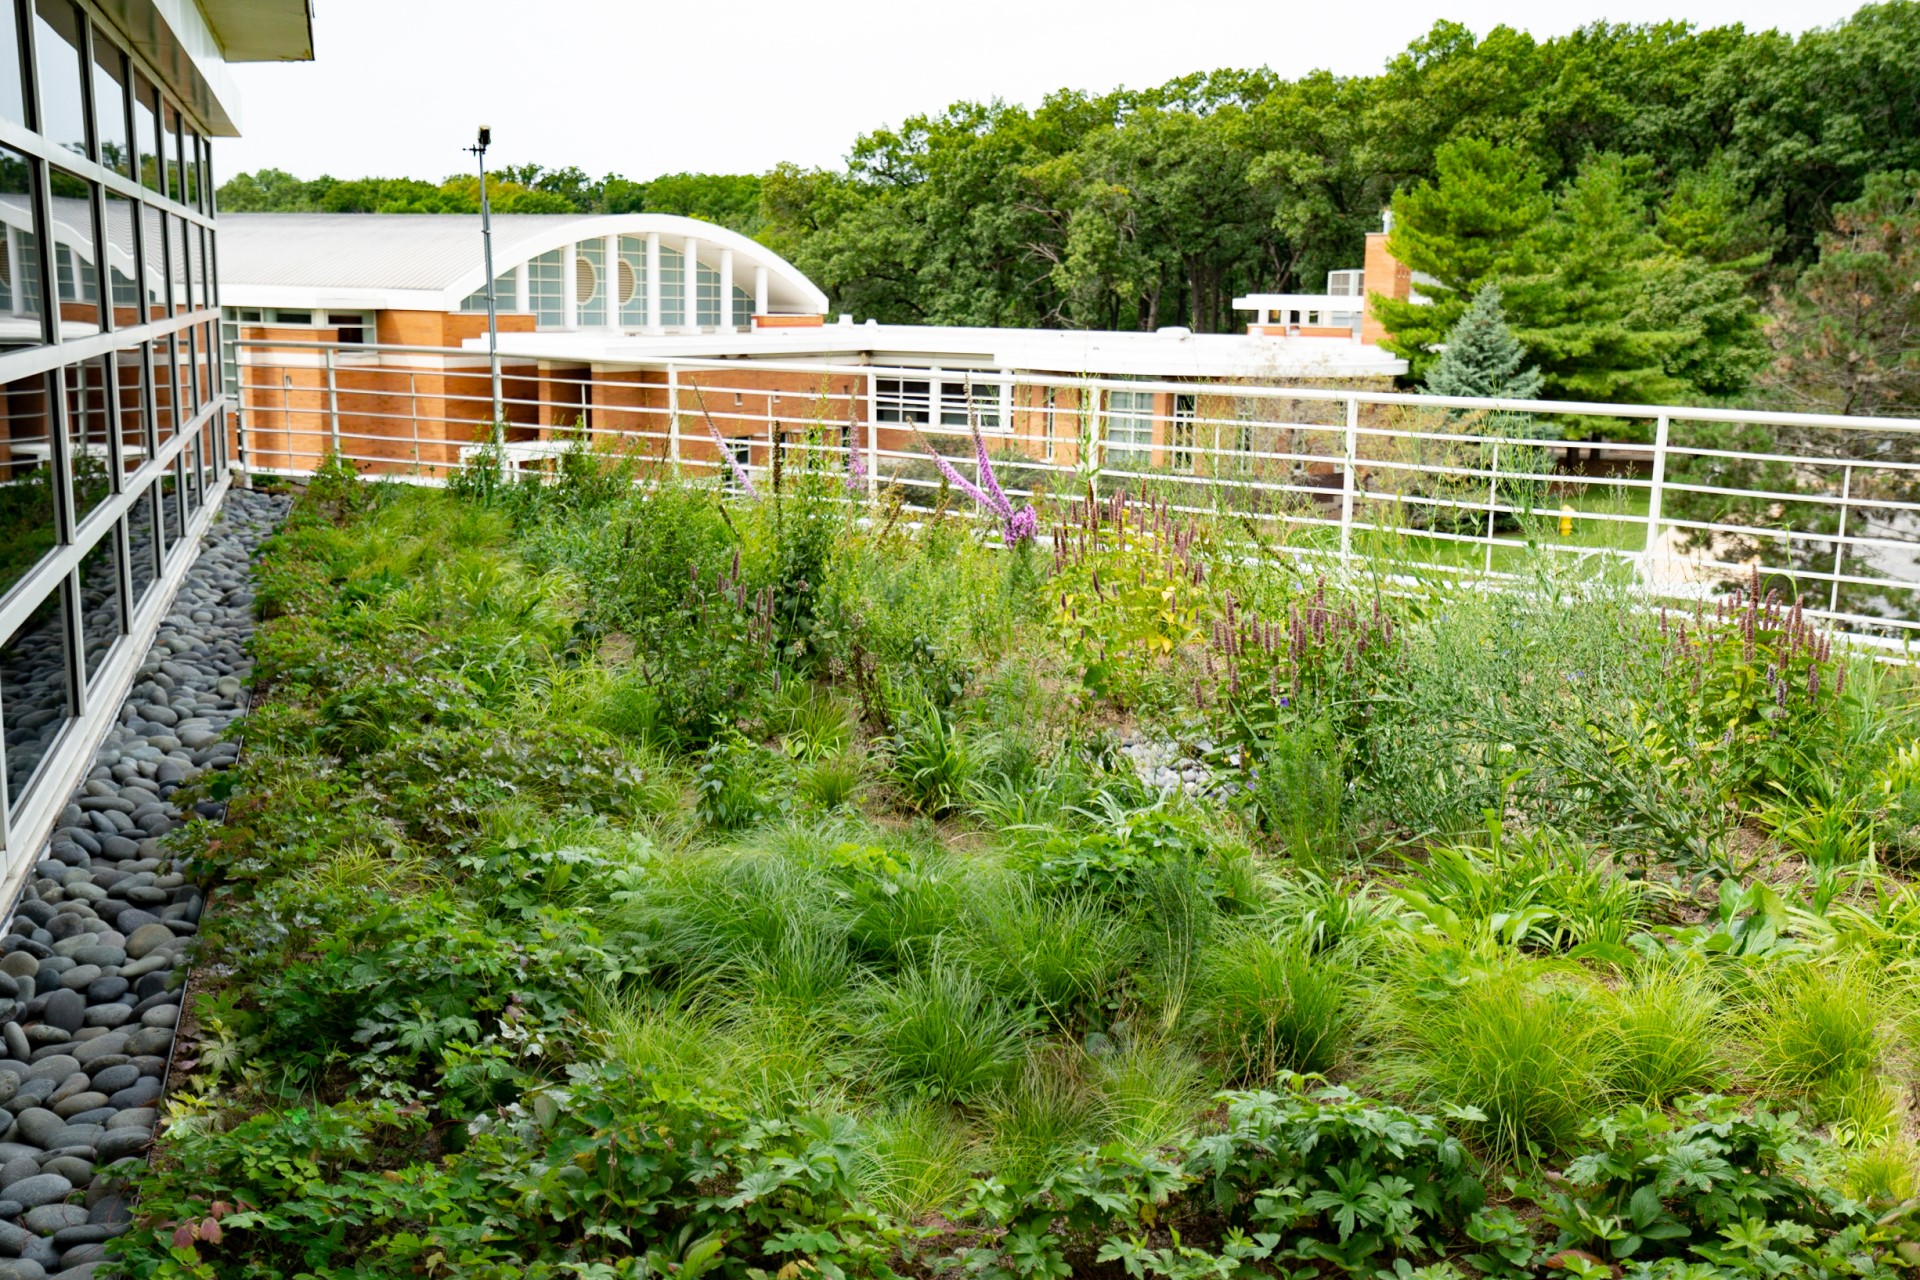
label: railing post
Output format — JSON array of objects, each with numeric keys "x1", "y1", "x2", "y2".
[
  {"x1": 1642, "y1": 412, "x2": 1670, "y2": 570},
  {"x1": 1089, "y1": 380, "x2": 1104, "y2": 499},
  {"x1": 667, "y1": 363, "x2": 680, "y2": 469},
  {"x1": 324, "y1": 346, "x2": 340, "y2": 458},
  {"x1": 864, "y1": 370, "x2": 879, "y2": 499},
  {"x1": 1483, "y1": 438, "x2": 1501, "y2": 576},
  {"x1": 1830, "y1": 463, "x2": 1852, "y2": 615},
  {"x1": 1339, "y1": 396, "x2": 1359, "y2": 564}
]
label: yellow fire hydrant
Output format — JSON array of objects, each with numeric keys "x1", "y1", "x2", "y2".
[{"x1": 1559, "y1": 504, "x2": 1575, "y2": 537}]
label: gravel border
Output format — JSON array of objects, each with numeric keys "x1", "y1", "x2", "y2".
[{"x1": 0, "y1": 489, "x2": 286, "y2": 1280}]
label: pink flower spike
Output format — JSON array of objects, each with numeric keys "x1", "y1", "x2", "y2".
[
  {"x1": 916, "y1": 427, "x2": 989, "y2": 507},
  {"x1": 973, "y1": 425, "x2": 1014, "y2": 520},
  {"x1": 846, "y1": 431, "x2": 867, "y2": 494},
  {"x1": 706, "y1": 419, "x2": 757, "y2": 498}
]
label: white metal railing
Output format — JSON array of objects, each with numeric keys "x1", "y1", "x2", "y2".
[{"x1": 224, "y1": 335, "x2": 1920, "y2": 640}]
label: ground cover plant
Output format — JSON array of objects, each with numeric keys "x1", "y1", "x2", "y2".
[{"x1": 116, "y1": 446, "x2": 1920, "y2": 1279}]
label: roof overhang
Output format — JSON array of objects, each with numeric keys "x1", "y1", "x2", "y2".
[
  {"x1": 462, "y1": 324, "x2": 1410, "y2": 381},
  {"x1": 94, "y1": 0, "x2": 314, "y2": 136},
  {"x1": 196, "y1": 0, "x2": 314, "y2": 60},
  {"x1": 221, "y1": 286, "x2": 460, "y2": 312}
]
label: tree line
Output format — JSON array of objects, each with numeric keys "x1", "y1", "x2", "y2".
[
  {"x1": 219, "y1": 4, "x2": 1920, "y2": 412},
  {"x1": 217, "y1": 165, "x2": 764, "y2": 234}
]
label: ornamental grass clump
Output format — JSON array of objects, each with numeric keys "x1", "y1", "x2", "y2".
[{"x1": 1367, "y1": 952, "x2": 1615, "y2": 1163}]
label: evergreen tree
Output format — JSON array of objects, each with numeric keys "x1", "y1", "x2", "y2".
[
  {"x1": 1371, "y1": 138, "x2": 1550, "y2": 377},
  {"x1": 1421, "y1": 283, "x2": 1546, "y2": 531},
  {"x1": 1421, "y1": 283, "x2": 1542, "y2": 399},
  {"x1": 1764, "y1": 170, "x2": 1920, "y2": 417}
]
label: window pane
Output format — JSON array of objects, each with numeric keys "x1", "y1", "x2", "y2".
[
  {"x1": 124, "y1": 484, "x2": 155, "y2": 602},
  {"x1": 151, "y1": 333, "x2": 176, "y2": 444},
  {"x1": 658, "y1": 245, "x2": 683, "y2": 327},
  {"x1": 140, "y1": 201, "x2": 164, "y2": 317},
  {"x1": 0, "y1": 146, "x2": 45, "y2": 348},
  {"x1": 528, "y1": 249, "x2": 562, "y2": 327},
  {"x1": 695, "y1": 260, "x2": 719, "y2": 328},
  {"x1": 104, "y1": 188, "x2": 134, "y2": 316},
  {"x1": 91, "y1": 30, "x2": 128, "y2": 176},
  {"x1": 1, "y1": 583, "x2": 69, "y2": 809},
  {"x1": 31, "y1": 0, "x2": 83, "y2": 158},
  {"x1": 170, "y1": 215, "x2": 188, "y2": 313},
  {"x1": 183, "y1": 436, "x2": 200, "y2": 515},
  {"x1": 0, "y1": 0, "x2": 23, "y2": 126},
  {"x1": 114, "y1": 343, "x2": 145, "y2": 466},
  {"x1": 617, "y1": 235, "x2": 647, "y2": 326},
  {"x1": 1106, "y1": 390, "x2": 1155, "y2": 462},
  {"x1": 177, "y1": 326, "x2": 196, "y2": 413},
  {"x1": 131, "y1": 74, "x2": 159, "y2": 192},
  {"x1": 47, "y1": 166, "x2": 96, "y2": 333},
  {"x1": 64, "y1": 356, "x2": 110, "y2": 523},
  {"x1": 191, "y1": 223, "x2": 207, "y2": 313},
  {"x1": 0, "y1": 372, "x2": 56, "y2": 599},
  {"x1": 575, "y1": 240, "x2": 604, "y2": 328},
  {"x1": 200, "y1": 136, "x2": 212, "y2": 214},
  {"x1": 160, "y1": 100, "x2": 178, "y2": 201},
  {"x1": 158, "y1": 460, "x2": 179, "y2": 555},
  {"x1": 77, "y1": 529, "x2": 119, "y2": 680},
  {"x1": 183, "y1": 128, "x2": 199, "y2": 207},
  {"x1": 199, "y1": 319, "x2": 216, "y2": 398},
  {"x1": 182, "y1": 324, "x2": 199, "y2": 410}
]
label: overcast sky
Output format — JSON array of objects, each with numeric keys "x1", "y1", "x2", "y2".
[{"x1": 217, "y1": 0, "x2": 1873, "y2": 184}]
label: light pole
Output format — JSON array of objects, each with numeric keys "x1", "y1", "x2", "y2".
[{"x1": 466, "y1": 124, "x2": 503, "y2": 440}]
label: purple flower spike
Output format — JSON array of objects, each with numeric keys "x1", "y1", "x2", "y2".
[
  {"x1": 974, "y1": 425, "x2": 1013, "y2": 521},
  {"x1": 847, "y1": 431, "x2": 868, "y2": 494},
  {"x1": 914, "y1": 425, "x2": 1037, "y2": 545},
  {"x1": 924, "y1": 439, "x2": 989, "y2": 508},
  {"x1": 706, "y1": 419, "x2": 757, "y2": 498}
]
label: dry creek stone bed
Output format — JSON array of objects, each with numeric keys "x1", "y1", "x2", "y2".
[{"x1": 0, "y1": 489, "x2": 286, "y2": 1280}]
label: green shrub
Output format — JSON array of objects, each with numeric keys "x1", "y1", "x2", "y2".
[
  {"x1": 1245, "y1": 717, "x2": 1350, "y2": 868},
  {"x1": 888, "y1": 685, "x2": 976, "y2": 816},
  {"x1": 1522, "y1": 1096, "x2": 1890, "y2": 1272}
]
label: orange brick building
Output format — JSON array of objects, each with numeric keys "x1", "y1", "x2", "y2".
[{"x1": 216, "y1": 212, "x2": 1411, "y2": 481}]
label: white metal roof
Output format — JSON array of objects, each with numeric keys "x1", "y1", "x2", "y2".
[
  {"x1": 469, "y1": 320, "x2": 1408, "y2": 381},
  {"x1": 217, "y1": 212, "x2": 829, "y2": 316}
]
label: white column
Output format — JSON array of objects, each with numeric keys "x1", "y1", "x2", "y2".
[
  {"x1": 928, "y1": 367, "x2": 941, "y2": 430},
  {"x1": 561, "y1": 242, "x2": 578, "y2": 329},
  {"x1": 602, "y1": 234, "x2": 618, "y2": 329},
  {"x1": 717, "y1": 248, "x2": 735, "y2": 333},
  {"x1": 514, "y1": 263, "x2": 529, "y2": 314},
  {"x1": 645, "y1": 233, "x2": 662, "y2": 334},
  {"x1": 682, "y1": 236, "x2": 701, "y2": 333},
  {"x1": 754, "y1": 265, "x2": 768, "y2": 321}
]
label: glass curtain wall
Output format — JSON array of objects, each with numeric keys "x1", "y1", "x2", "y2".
[{"x1": 0, "y1": 0, "x2": 229, "y2": 846}]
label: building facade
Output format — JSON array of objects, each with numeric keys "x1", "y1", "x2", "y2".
[
  {"x1": 216, "y1": 211, "x2": 1410, "y2": 480},
  {"x1": 0, "y1": 0, "x2": 311, "y2": 873}
]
